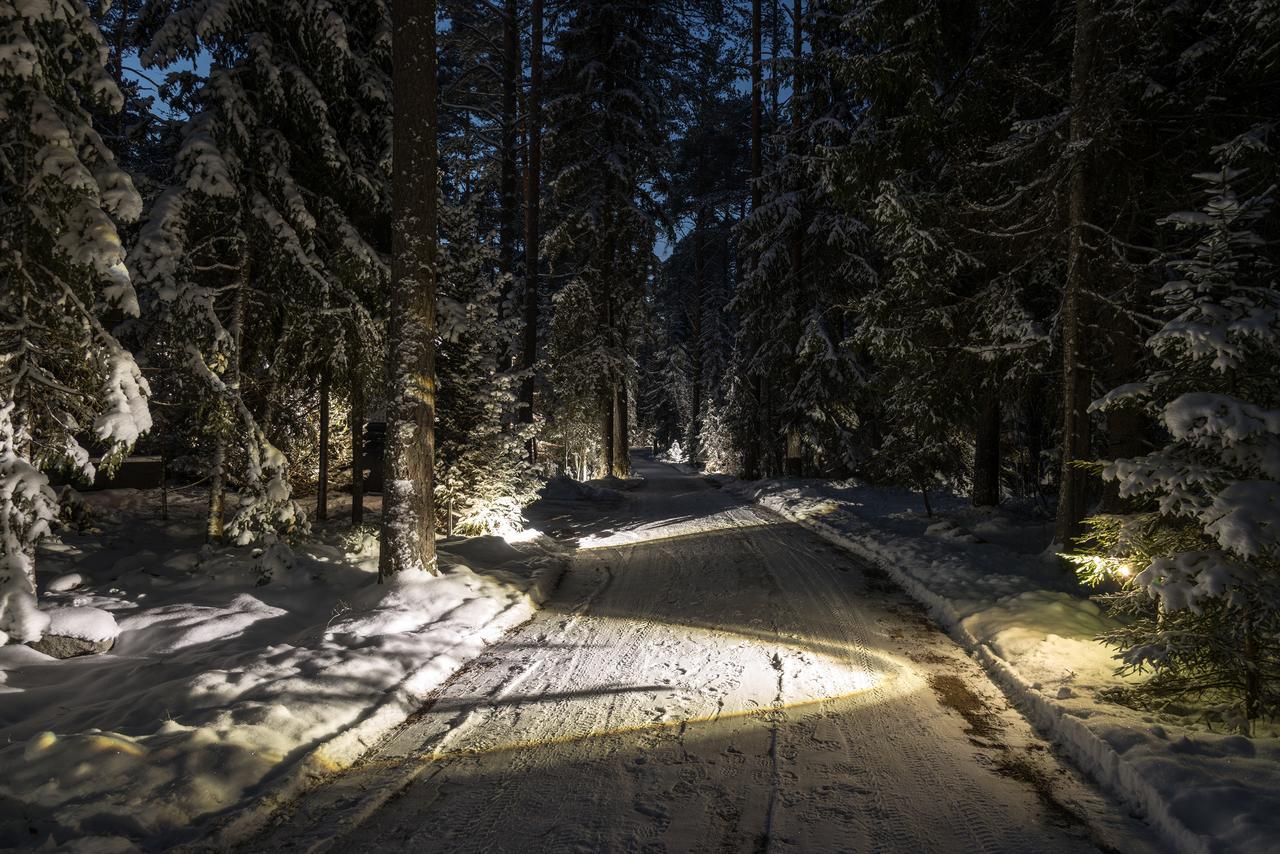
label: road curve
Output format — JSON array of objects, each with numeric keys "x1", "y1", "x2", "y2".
[{"x1": 250, "y1": 454, "x2": 1156, "y2": 854}]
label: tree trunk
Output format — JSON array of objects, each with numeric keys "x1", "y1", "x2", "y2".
[
  {"x1": 159, "y1": 443, "x2": 169, "y2": 522},
  {"x1": 613, "y1": 373, "x2": 629, "y2": 477},
  {"x1": 600, "y1": 383, "x2": 614, "y2": 478},
  {"x1": 350, "y1": 365, "x2": 365, "y2": 526},
  {"x1": 687, "y1": 206, "x2": 706, "y2": 467},
  {"x1": 317, "y1": 366, "x2": 330, "y2": 521},
  {"x1": 207, "y1": 439, "x2": 225, "y2": 543},
  {"x1": 788, "y1": 0, "x2": 803, "y2": 299},
  {"x1": 769, "y1": 0, "x2": 781, "y2": 119},
  {"x1": 744, "y1": 0, "x2": 764, "y2": 481},
  {"x1": 520, "y1": 0, "x2": 543, "y2": 461},
  {"x1": 973, "y1": 388, "x2": 1001, "y2": 507},
  {"x1": 380, "y1": 0, "x2": 439, "y2": 578},
  {"x1": 497, "y1": 0, "x2": 519, "y2": 344},
  {"x1": 209, "y1": 264, "x2": 246, "y2": 544},
  {"x1": 1054, "y1": 0, "x2": 1100, "y2": 550}
]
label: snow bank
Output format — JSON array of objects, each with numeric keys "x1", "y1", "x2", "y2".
[
  {"x1": 0, "y1": 489, "x2": 565, "y2": 850},
  {"x1": 726, "y1": 473, "x2": 1279, "y2": 854}
]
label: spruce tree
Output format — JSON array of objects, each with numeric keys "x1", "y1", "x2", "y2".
[
  {"x1": 1075, "y1": 163, "x2": 1279, "y2": 723},
  {"x1": 1, "y1": 0, "x2": 149, "y2": 642}
]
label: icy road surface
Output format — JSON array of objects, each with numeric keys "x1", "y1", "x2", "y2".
[{"x1": 253, "y1": 455, "x2": 1157, "y2": 853}]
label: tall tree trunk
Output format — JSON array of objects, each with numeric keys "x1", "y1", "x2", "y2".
[
  {"x1": 381, "y1": 0, "x2": 439, "y2": 578},
  {"x1": 973, "y1": 387, "x2": 1001, "y2": 507},
  {"x1": 783, "y1": 0, "x2": 805, "y2": 479},
  {"x1": 350, "y1": 363, "x2": 365, "y2": 526},
  {"x1": 600, "y1": 383, "x2": 614, "y2": 478},
  {"x1": 1055, "y1": 0, "x2": 1100, "y2": 550},
  {"x1": 744, "y1": 0, "x2": 764, "y2": 480},
  {"x1": 788, "y1": 0, "x2": 803, "y2": 294},
  {"x1": 520, "y1": 0, "x2": 543, "y2": 461},
  {"x1": 687, "y1": 206, "x2": 706, "y2": 467},
  {"x1": 209, "y1": 266, "x2": 246, "y2": 543},
  {"x1": 613, "y1": 373, "x2": 629, "y2": 477},
  {"x1": 769, "y1": 0, "x2": 781, "y2": 118},
  {"x1": 317, "y1": 365, "x2": 330, "y2": 521},
  {"x1": 207, "y1": 439, "x2": 225, "y2": 543},
  {"x1": 497, "y1": 0, "x2": 519, "y2": 344}
]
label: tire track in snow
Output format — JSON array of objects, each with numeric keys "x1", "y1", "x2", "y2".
[{"x1": 250, "y1": 456, "x2": 1159, "y2": 854}]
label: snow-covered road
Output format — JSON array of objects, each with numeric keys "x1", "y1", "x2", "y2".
[{"x1": 252, "y1": 456, "x2": 1157, "y2": 853}]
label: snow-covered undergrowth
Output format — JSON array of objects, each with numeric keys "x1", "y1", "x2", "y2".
[
  {"x1": 0, "y1": 488, "x2": 564, "y2": 850},
  {"x1": 724, "y1": 473, "x2": 1279, "y2": 854}
]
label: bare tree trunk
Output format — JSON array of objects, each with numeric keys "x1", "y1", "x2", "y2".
[
  {"x1": 687, "y1": 206, "x2": 706, "y2": 467},
  {"x1": 600, "y1": 383, "x2": 614, "y2": 478},
  {"x1": 769, "y1": 0, "x2": 781, "y2": 119},
  {"x1": 381, "y1": 0, "x2": 439, "y2": 578},
  {"x1": 1055, "y1": 0, "x2": 1100, "y2": 550},
  {"x1": 209, "y1": 265, "x2": 246, "y2": 544},
  {"x1": 613, "y1": 373, "x2": 629, "y2": 477},
  {"x1": 497, "y1": 0, "x2": 520, "y2": 348},
  {"x1": 350, "y1": 364, "x2": 365, "y2": 526},
  {"x1": 973, "y1": 387, "x2": 1001, "y2": 507},
  {"x1": 207, "y1": 440, "x2": 225, "y2": 543},
  {"x1": 743, "y1": 0, "x2": 764, "y2": 481},
  {"x1": 317, "y1": 366, "x2": 330, "y2": 521},
  {"x1": 520, "y1": 0, "x2": 543, "y2": 461},
  {"x1": 788, "y1": 0, "x2": 803, "y2": 294}
]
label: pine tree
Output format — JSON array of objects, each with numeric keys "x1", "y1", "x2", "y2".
[
  {"x1": 435, "y1": 198, "x2": 537, "y2": 535},
  {"x1": 1074, "y1": 163, "x2": 1279, "y2": 723},
  {"x1": 1, "y1": 0, "x2": 149, "y2": 642},
  {"x1": 543, "y1": 0, "x2": 680, "y2": 477},
  {"x1": 133, "y1": 0, "x2": 393, "y2": 546}
]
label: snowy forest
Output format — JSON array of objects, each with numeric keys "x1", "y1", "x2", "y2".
[{"x1": 1, "y1": 0, "x2": 1279, "y2": 850}]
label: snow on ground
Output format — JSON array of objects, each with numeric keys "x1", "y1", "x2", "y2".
[
  {"x1": 722, "y1": 473, "x2": 1280, "y2": 854},
  {"x1": 0, "y1": 488, "x2": 565, "y2": 850},
  {"x1": 250, "y1": 455, "x2": 1157, "y2": 853}
]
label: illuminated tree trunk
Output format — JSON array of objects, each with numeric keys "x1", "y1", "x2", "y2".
[
  {"x1": 380, "y1": 0, "x2": 439, "y2": 578},
  {"x1": 208, "y1": 258, "x2": 245, "y2": 544},
  {"x1": 350, "y1": 362, "x2": 365, "y2": 526},
  {"x1": 520, "y1": 0, "x2": 543, "y2": 460},
  {"x1": 1055, "y1": 0, "x2": 1099, "y2": 550}
]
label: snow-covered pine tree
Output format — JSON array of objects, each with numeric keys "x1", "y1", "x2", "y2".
[
  {"x1": 544, "y1": 0, "x2": 682, "y2": 477},
  {"x1": 1076, "y1": 162, "x2": 1279, "y2": 723},
  {"x1": 732, "y1": 1, "x2": 866, "y2": 479},
  {"x1": 0, "y1": 0, "x2": 149, "y2": 642},
  {"x1": 434, "y1": 197, "x2": 538, "y2": 535},
  {"x1": 132, "y1": 0, "x2": 393, "y2": 547}
]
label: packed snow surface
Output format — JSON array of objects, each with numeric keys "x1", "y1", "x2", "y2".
[
  {"x1": 255, "y1": 456, "x2": 1156, "y2": 853},
  {"x1": 726, "y1": 474, "x2": 1280, "y2": 854}
]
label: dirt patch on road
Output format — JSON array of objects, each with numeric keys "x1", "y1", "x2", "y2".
[{"x1": 927, "y1": 674, "x2": 1001, "y2": 741}]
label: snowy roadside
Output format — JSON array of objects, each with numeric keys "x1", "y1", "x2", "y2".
[
  {"x1": 0, "y1": 489, "x2": 565, "y2": 851},
  {"x1": 707, "y1": 469, "x2": 1279, "y2": 854}
]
